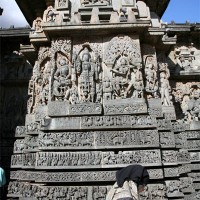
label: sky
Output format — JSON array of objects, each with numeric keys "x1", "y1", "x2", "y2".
[{"x1": 0, "y1": 0, "x2": 200, "y2": 28}]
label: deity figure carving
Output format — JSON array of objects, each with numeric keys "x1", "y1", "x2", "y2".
[
  {"x1": 144, "y1": 56, "x2": 158, "y2": 98},
  {"x1": 159, "y1": 72, "x2": 172, "y2": 106},
  {"x1": 175, "y1": 44, "x2": 200, "y2": 72},
  {"x1": 110, "y1": 56, "x2": 143, "y2": 99},
  {"x1": 73, "y1": 45, "x2": 101, "y2": 103},
  {"x1": 103, "y1": 77, "x2": 112, "y2": 100},
  {"x1": 126, "y1": 64, "x2": 144, "y2": 98},
  {"x1": 32, "y1": 17, "x2": 43, "y2": 33},
  {"x1": 173, "y1": 82, "x2": 200, "y2": 121},
  {"x1": 52, "y1": 57, "x2": 72, "y2": 101},
  {"x1": 43, "y1": 6, "x2": 57, "y2": 23}
]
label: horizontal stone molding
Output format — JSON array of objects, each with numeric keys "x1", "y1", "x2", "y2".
[
  {"x1": 7, "y1": 182, "x2": 168, "y2": 199},
  {"x1": 35, "y1": 150, "x2": 161, "y2": 169},
  {"x1": 38, "y1": 130, "x2": 159, "y2": 150},
  {"x1": 10, "y1": 169, "x2": 163, "y2": 182},
  {"x1": 41, "y1": 115, "x2": 156, "y2": 130},
  {"x1": 103, "y1": 98, "x2": 147, "y2": 115},
  {"x1": 48, "y1": 101, "x2": 103, "y2": 116}
]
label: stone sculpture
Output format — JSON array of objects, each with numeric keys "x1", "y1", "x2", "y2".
[{"x1": 6, "y1": 0, "x2": 200, "y2": 199}]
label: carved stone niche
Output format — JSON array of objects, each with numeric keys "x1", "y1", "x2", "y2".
[
  {"x1": 43, "y1": 5, "x2": 61, "y2": 24},
  {"x1": 165, "y1": 180, "x2": 184, "y2": 198},
  {"x1": 174, "y1": 44, "x2": 200, "y2": 75},
  {"x1": 104, "y1": 35, "x2": 143, "y2": 100},
  {"x1": 142, "y1": 50, "x2": 159, "y2": 100},
  {"x1": 31, "y1": 17, "x2": 43, "y2": 34}
]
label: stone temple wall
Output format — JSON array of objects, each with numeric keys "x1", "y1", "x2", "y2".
[{"x1": 5, "y1": 0, "x2": 200, "y2": 199}]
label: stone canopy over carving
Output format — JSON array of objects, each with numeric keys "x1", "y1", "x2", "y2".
[{"x1": 6, "y1": 0, "x2": 200, "y2": 199}]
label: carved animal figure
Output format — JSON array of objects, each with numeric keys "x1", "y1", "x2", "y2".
[{"x1": 112, "y1": 135, "x2": 126, "y2": 145}]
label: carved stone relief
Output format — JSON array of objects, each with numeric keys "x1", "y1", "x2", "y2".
[
  {"x1": 140, "y1": 184, "x2": 167, "y2": 200},
  {"x1": 6, "y1": 4, "x2": 200, "y2": 198},
  {"x1": 31, "y1": 17, "x2": 43, "y2": 33},
  {"x1": 172, "y1": 81, "x2": 200, "y2": 122},
  {"x1": 104, "y1": 35, "x2": 143, "y2": 100},
  {"x1": 165, "y1": 180, "x2": 184, "y2": 197},
  {"x1": 35, "y1": 150, "x2": 161, "y2": 169},
  {"x1": 38, "y1": 130, "x2": 159, "y2": 149},
  {"x1": 10, "y1": 169, "x2": 163, "y2": 182},
  {"x1": 160, "y1": 132, "x2": 175, "y2": 148},
  {"x1": 174, "y1": 44, "x2": 200, "y2": 73}
]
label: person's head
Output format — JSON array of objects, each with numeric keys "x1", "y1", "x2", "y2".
[{"x1": 116, "y1": 164, "x2": 149, "y2": 189}]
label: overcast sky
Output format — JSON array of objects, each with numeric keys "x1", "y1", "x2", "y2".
[{"x1": 0, "y1": 0, "x2": 200, "y2": 28}]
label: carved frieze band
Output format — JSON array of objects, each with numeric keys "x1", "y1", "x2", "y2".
[
  {"x1": 8, "y1": 182, "x2": 168, "y2": 199},
  {"x1": 38, "y1": 130, "x2": 159, "y2": 150},
  {"x1": 41, "y1": 115, "x2": 156, "y2": 130},
  {"x1": 11, "y1": 153, "x2": 36, "y2": 168},
  {"x1": 103, "y1": 99, "x2": 147, "y2": 115},
  {"x1": 10, "y1": 169, "x2": 163, "y2": 182},
  {"x1": 36, "y1": 150, "x2": 161, "y2": 169}
]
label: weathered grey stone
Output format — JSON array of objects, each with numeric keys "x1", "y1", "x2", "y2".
[
  {"x1": 4, "y1": 0, "x2": 199, "y2": 199},
  {"x1": 104, "y1": 98, "x2": 147, "y2": 115},
  {"x1": 48, "y1": 101, "x2": 102, "y2": 116},
  {"x1": 162, "y1": 105, "x2": 176, "y2": 120},
  {"x1": 35, "y1": 150, "x2": 161, "y2": 169},
  {"x1": 11, "y1": 168, "x2": 163, "y2": 182},
  {"x1": 165, "y1": 180, "x2": 184, "y2": 198},
  {"x1": 147, "y1": 98, "x2": 163, "y2": 118},
  {"x1": 38, "y1": 130, "x2": 159, "y2": 150}
]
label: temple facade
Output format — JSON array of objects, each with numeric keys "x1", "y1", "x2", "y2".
[{"x1": 0, "y1": 0, "x2": 200, "y2": 199}]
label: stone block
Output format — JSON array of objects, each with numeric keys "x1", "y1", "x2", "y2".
[
  {"x1": 104, "y1": 98, "x2": 147, "y2": 115},
  {"x1": 38, "y1": 130, "x2": 159, "y2": 150},
  {"x1": 48, "y1": 101, "x2": 102, "y2": 116}
]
